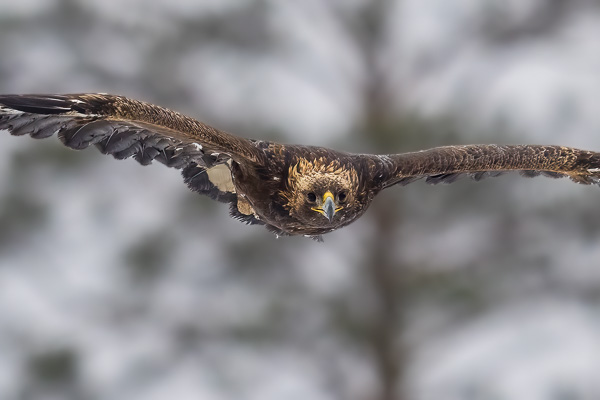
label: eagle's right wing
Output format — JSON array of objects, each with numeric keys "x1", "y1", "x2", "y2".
[
  {"x1": 0, "y1": 93, "x2": 264, "y2": 203},
  {"x1": 375, "y1": 144, "x2": 600, "y2": 189}
]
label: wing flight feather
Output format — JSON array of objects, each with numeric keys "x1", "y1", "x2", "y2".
[
  {"x1": 378, "y1": 144, "x2": 600, "y2": 188},
  {"x1": 0, "y1": 93, "x2": 263, "y2": 201}
]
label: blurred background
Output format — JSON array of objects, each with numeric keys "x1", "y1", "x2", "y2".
[{"x1": 1, "y1": 1, "x2": 600, "y2": 399}]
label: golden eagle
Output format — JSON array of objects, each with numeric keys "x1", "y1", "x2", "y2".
[{"x1": 1, "y1": 94, "x2": 599, "y2": 240}]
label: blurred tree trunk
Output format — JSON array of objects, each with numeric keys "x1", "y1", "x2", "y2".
[{"x1": 344, "y1": 1, "x2": 410, "y2": 399}]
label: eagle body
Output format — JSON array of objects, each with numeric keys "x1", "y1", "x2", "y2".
[
  {"x1": 206, "y1": 144, "x2": 379, "y2": 238},
  {"x1": 1, "y1": 93, "x2": 600, "y2": 240}
]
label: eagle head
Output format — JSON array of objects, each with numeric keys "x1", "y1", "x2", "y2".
[{"x1": 282, "y1": 158, "x2": 365, "y2": 231}]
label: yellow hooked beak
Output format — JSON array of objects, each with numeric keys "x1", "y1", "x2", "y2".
[{"x1": 311, "y1": 191, "x2": 343, "y2": 222}]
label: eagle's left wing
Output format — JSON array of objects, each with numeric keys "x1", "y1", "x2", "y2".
[
  {"x1": 375, "y1": 144, "x2": 600, "y2": 189},
  {"x1": 0, "y1": 93, "x2": 264, "y2": 204}
]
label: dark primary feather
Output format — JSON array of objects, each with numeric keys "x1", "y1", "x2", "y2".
[
  {"x1": 0, "y1": 94, "x2": 75, "y2": 114},
  {"x1": 2, "y1": 93, "x2": 600, "y2": 238}
]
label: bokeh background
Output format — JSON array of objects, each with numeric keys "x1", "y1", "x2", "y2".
[{"x1": 1, "y1": 1, "x2": 600, "y2": 399}]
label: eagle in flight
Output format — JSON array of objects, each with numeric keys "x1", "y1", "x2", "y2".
[{"x1": 1, "y1": 94, "x2": 599, "y2": 240}]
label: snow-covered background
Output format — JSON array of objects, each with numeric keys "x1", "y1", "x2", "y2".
[{"x1": 1, "y1": 1, "x2": 600, "y2": 399}]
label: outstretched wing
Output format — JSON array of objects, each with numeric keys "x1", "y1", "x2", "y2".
[
  {"x1": 375, "y1": 144, "x2": 600, "y2": 188},
  {"x1": 0, "y1": 93, "x2": 264, "y2": 203}
]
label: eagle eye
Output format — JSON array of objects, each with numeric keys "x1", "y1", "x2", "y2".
[
  {"x1": 306, "y1": 192, "x2": 317, "y2": 203},
  {"x1": 338, "y1": 191, "x2": 347, "y2": 203}
]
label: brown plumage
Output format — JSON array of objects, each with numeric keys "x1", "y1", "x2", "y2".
[{"x1": 1, "y1": 93, "x2": 599, "y2": 240}]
